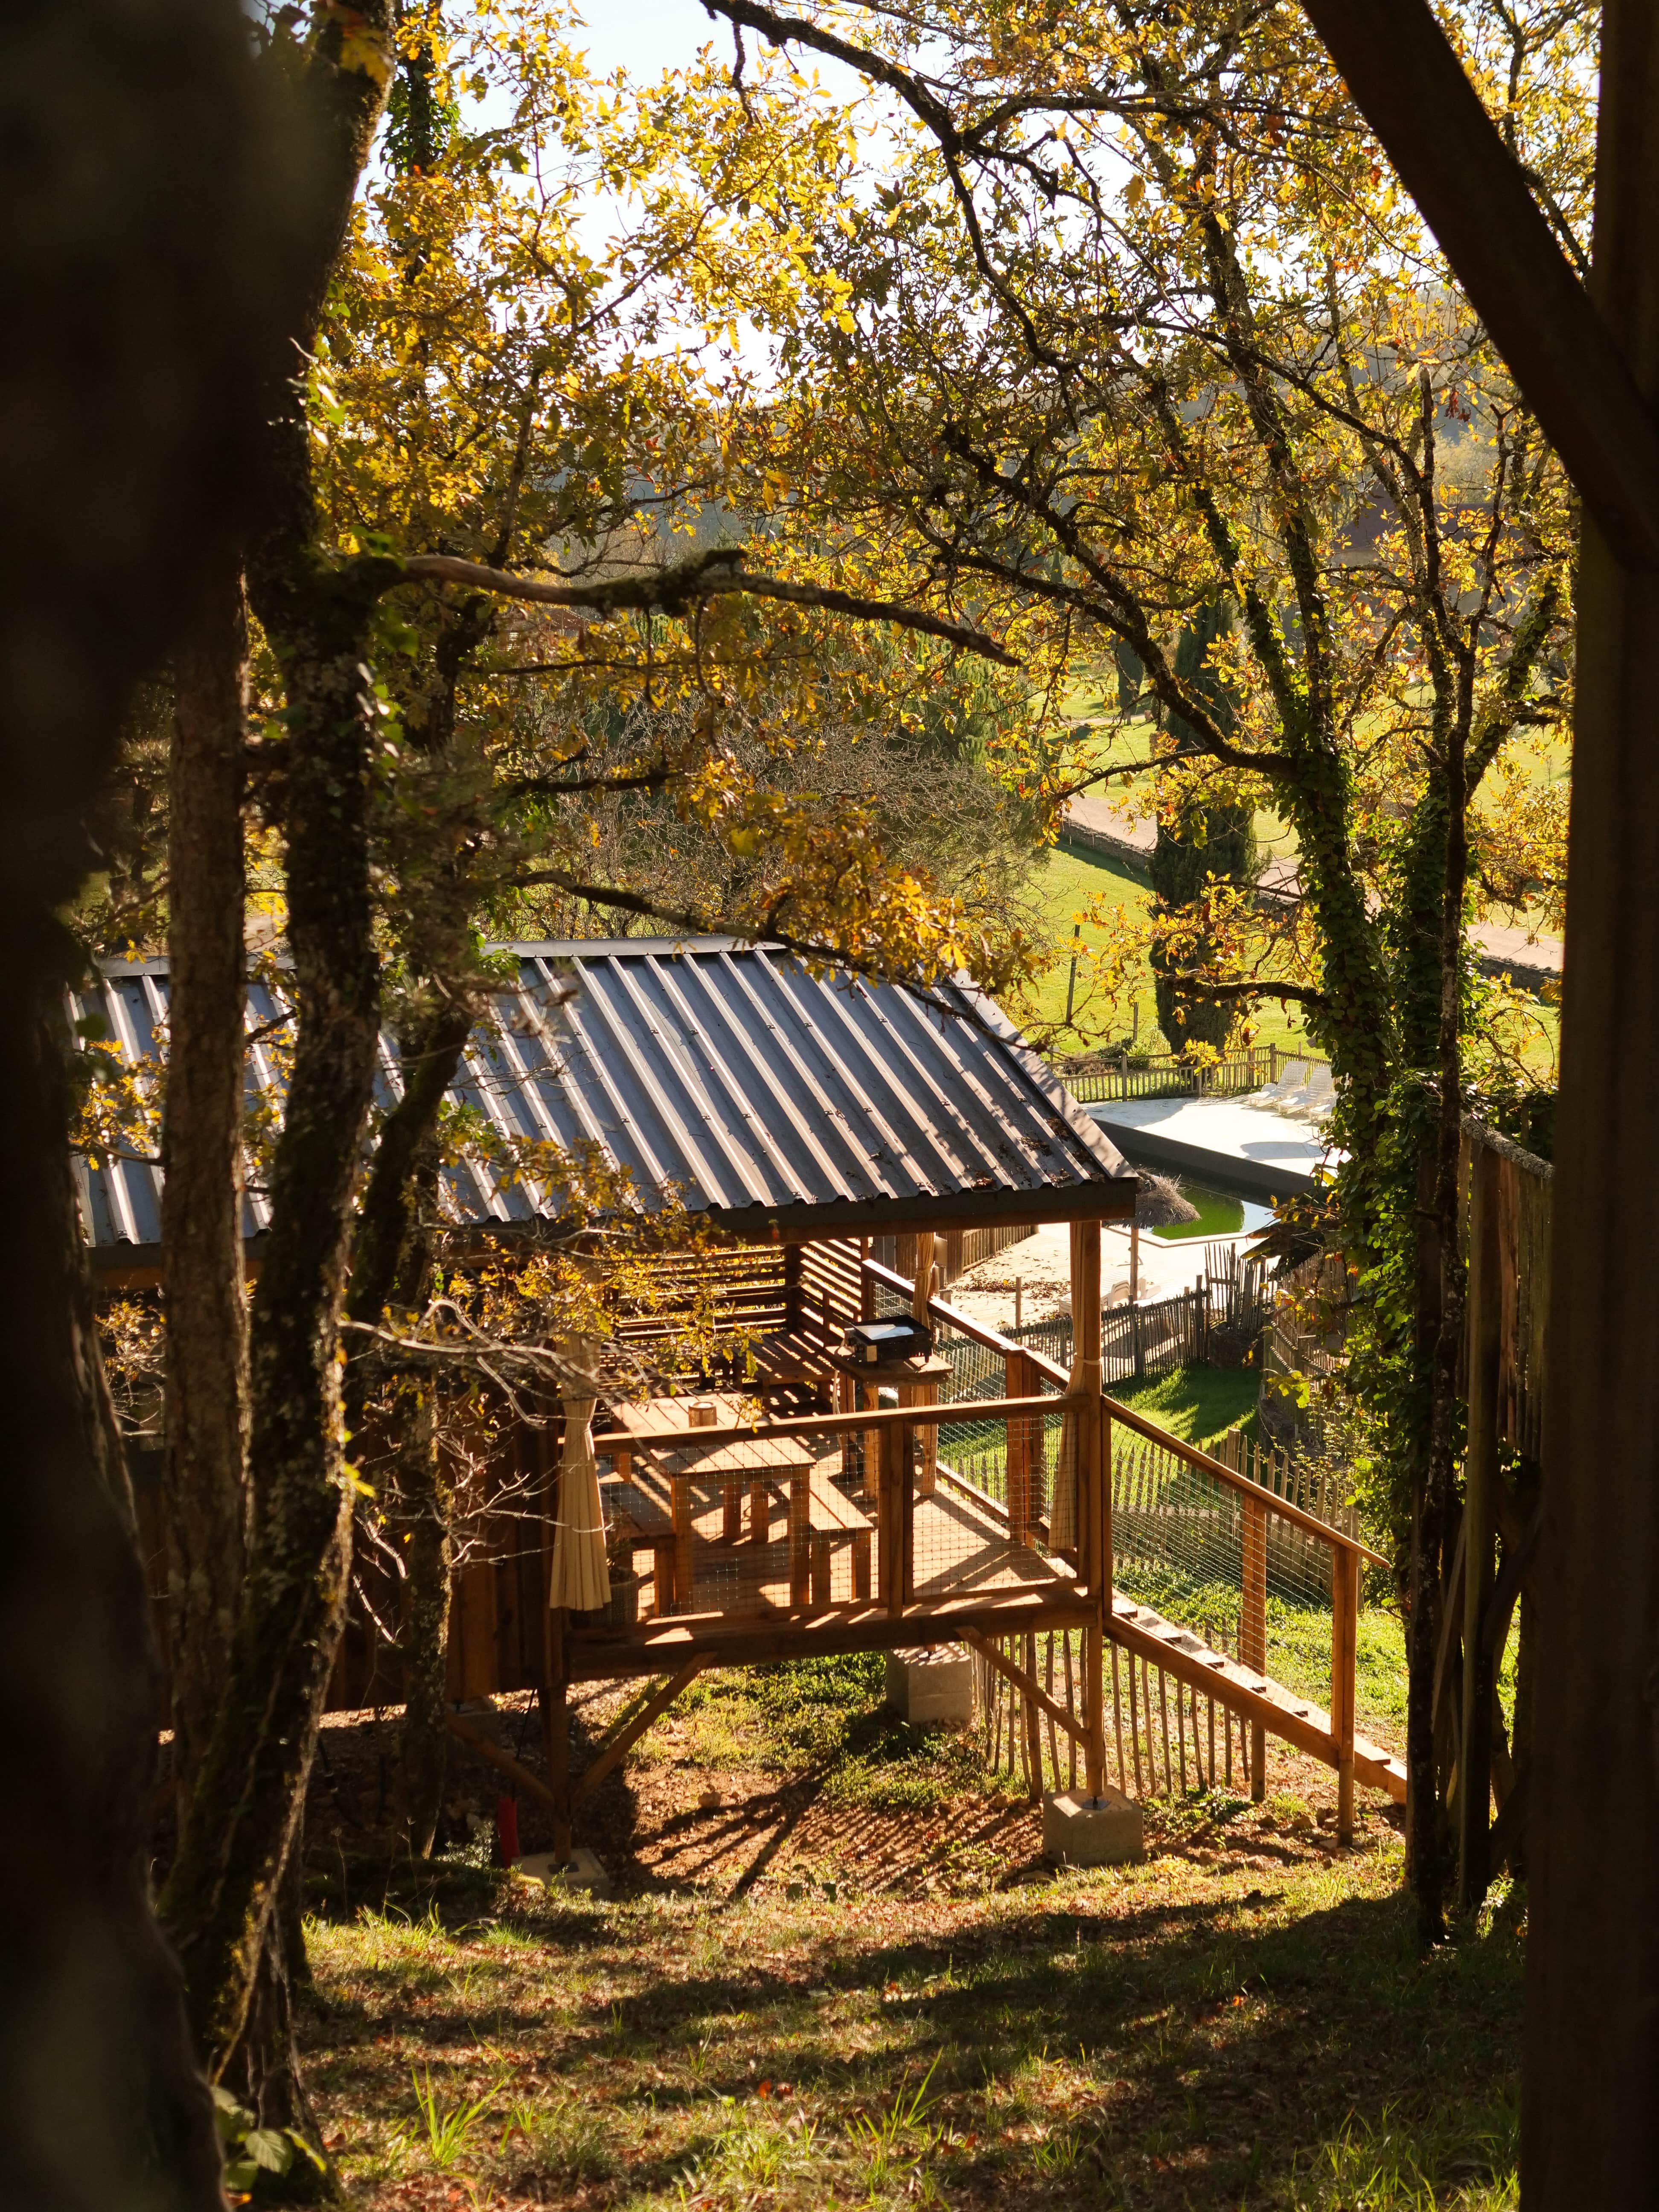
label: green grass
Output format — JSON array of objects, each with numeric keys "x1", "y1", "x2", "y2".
[
  {"x1": 300, "y1": 1765, "x2": 1524, "y2": 2211},
  {"x1": 1108, "y1": 1365, "x2": 1263, "y2": 1452},
  {"x1": 1013, "y1": 839, "x2": 1316, "y2": 1058},
  {"x1": 640, "y1": 1651, "x2": 995, "y2": 1815}
]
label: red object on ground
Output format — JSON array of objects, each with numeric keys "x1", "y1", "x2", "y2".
[{"x1": 495, "y1": 1793, "x2": 520, "y2": 1866}]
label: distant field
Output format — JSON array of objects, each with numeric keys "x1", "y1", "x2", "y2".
[{"x1": 1011, "y1": 838, "x2": 1316, "y2": 1058}]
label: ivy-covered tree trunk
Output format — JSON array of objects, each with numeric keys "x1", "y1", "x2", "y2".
[
  {"x1": 161, "y1": 557, "x2": 250, "y2": 1825},
  {"x1": 160, "y1": 553, "x2": 387, "y2": 2084},
  {"x1": 345, "y1": 999, "x2": 476, "y2": 1851}
]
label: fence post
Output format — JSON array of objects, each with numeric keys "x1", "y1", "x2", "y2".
[
  {"x1": 1243, "y1": 1494, "x2": 1268, "y2": 1801},
  {"x1": 1332, "y1": 1541, "x2": 1359, "y2": 1844},
  {"x1": 1007, "y1": 1348, "x2": 1033, "y2": 1543},
  {"x1": 1458, "y1": 1141, "x2": 1503, "y2": 1908}
]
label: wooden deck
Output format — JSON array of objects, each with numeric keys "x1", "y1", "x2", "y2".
[
  {"x1": 564, "y1": 1582, "x2": 1097, "y2": 1682},
  {"x1": 600, "y1": 1437, "x2": 1075, "y2": 1619}
]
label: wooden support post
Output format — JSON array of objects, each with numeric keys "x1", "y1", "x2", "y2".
[
  {"x1": 1074, "y1": 1217, "x2": 1109, "y2": 1797},
  {"x1": 1024, "y1": 1630, "x2": 1044, "y2": 1801},
  {"x1": 673, "y1": 1471, "x2": 694, "y2": 1614},
  {"x1": 652, "y1": 1537, "x2": 676, "y2": 1615},
  {"x1": 860, "y1": 1379, "x2": 879, "y2": 1505},
  {"x1": 910, "y1": 1229, "x2": 935, "y2": 1324},
  {"x1": 1100, "y1": 1406, "x2": 1113, "y2": 1617},
  {"x1": 783, "y1": 1238, "x2": 803, "y2": 1333},
  {"x1": 1332, "y1": 1542, "x2": 1359, "y2": 1845},
  {"x1": 902, "y1": 1374, "x2": 939, "y2": 1496},
  {"x1": 879, "y1": 1417, "x2": 914, "y2": 1614},
  {"x1": 1458, "y1": 1141, "x2": 1502, "y2": 1907},
  {"x1": 749, "y1": 1477, "x2": 768, "y2": 1544},
  {"x1": 1243, "y1": 1493, "x2": 1268, "y2": 1802},
  {"x1": 789, "y1": 1467, "x2": 811, "y2": 1607},
  {"x1": 910, "y1": 1231, "x2": 938, "y2": 1493},
  {"x1": 1006, "y1": 1348, "x2": 1033, "y2": 1543}
]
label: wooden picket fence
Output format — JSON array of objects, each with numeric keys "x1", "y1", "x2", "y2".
[
  {"x1": 972, "y1": 1620, "x2": 1254, "y2": 1803},
  {"x1": 1052, "y1": 1044, "x2": 1326, "y2": 1106}
]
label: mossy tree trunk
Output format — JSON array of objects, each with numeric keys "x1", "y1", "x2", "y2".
[
  {"x1": 158, "y1": 1, "x2": 394, "y2": 2102},
  {"x1": 161, "y1": 556, "x2": 251, "y2": 1827}
]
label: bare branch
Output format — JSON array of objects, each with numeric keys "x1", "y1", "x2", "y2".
[{"x1": 396, "y1": 549, "x2": 1019, "y2": 666}]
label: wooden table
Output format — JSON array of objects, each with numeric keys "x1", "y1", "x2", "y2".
[{"x1": 605, "y1": 1394, "x2": 835, "y2": 1610}]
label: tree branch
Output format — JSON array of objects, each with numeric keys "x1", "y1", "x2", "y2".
[
  {"x1": 509, "y1": 867, "x2": 1004, "y2": 1033},
  {"x1": 395, "y1": 549, "x2": 1019, "y2": 665}
]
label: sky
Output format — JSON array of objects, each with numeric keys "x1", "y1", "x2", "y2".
[
  {"x1": 569, "y1": 0, "x2": 870, "y2": 102},
  {"x1": 573, "y1": 0, "x2": 723, "y2": 78}
]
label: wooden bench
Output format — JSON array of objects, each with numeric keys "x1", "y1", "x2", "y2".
[{"x1": 794, "y1": 1464, "x2": 872, "y2": 1606}]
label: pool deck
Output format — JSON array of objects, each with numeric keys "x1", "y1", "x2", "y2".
[{"x1": 1084, "y1": 1094, "x2": 1335, "y2": 1199}]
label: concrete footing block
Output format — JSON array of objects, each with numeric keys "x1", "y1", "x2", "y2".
[
  {"x1": 516, "y1": 1847, "x2": 614, "y2": 1900},
  {"x1": 885, "y1": 1644, "x2": 973, "y2": 1725},
  {"x1": 1043, "y1": 1787, "x2": 1144, "y2": 1867}
]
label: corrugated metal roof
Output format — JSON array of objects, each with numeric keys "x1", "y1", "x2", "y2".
[{"x1": 76, "y1": 938, "x2": 1132, "y2": 1255}]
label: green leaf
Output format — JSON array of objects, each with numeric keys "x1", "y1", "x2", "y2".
[
  {"x1": 212, "y1": 2086, "x2": 255, "y2": 2143},
  {"x1": 243, "y1": 2129, "x2": 295, "y2": 2175}
]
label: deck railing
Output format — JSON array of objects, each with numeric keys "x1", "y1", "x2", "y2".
[{"x1": 863, "y1": 1253, "x2": 1390, "y2": 1828}]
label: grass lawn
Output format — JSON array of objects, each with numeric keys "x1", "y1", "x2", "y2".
[
  {"x1": 298, "y1": 1659, "x2": 1522, "y2": 2211},
  {"x1": 1013, "y1": 842, "x2": 1316, "y2": 1060},
  {"x1": 1107, "y1": 1366, "x2": 1262, "y2": 1452}
]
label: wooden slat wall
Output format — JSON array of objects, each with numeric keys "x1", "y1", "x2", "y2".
[
  {"x1": 798, "y1": 1236, "x2": 862, "y2": 1343},
  {"x1": 1458, "y1": 1120, "x2": 1552, "y2": 1461},
  {"x1": 612, "y1": 1244, "x2": 790, "y2": 1343},
  {"x1": 870, "y1": 1222, "x2": 1037, "y2": 1286}
]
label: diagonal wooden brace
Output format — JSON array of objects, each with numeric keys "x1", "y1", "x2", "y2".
[
  {"x1": 963, "y1": 1625, "x2": 1089, "y2": 1749},
  {"x1": 572, "y1": 1656, "x2": 707, "y2": 1809}
]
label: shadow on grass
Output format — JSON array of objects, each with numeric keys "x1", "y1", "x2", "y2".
[{"x1": 579, "y1": 1878, "x2": 1521, "y2": 2206}]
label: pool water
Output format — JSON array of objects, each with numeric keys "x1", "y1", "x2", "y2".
[{"x1": 1150, "y1": 1181, "x2": 1276, "y2": 1241}]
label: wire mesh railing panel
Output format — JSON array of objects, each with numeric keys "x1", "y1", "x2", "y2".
[
  {"x1": 915, "y1": 1409, "x2": 1060, "y2": 1596},
  {"x1": 1109, "y1": 1425, "x2": 1337, "y2": 1721}
]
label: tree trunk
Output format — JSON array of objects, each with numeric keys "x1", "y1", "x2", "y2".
[
  {"x1": 157, "y1": 1, "x2": 394, "y2": 2090},
  {"x1": 2, "y1": 984, "x2": 224, "y2": 2211},
  {"x1": 162, "y1": 557, "x2": 250, "y2": 1824},
  {"x1": 0, "y1": 4, "x2": 326, "y2": 2196},
  {"x1": 343, "y1": 991, "x2": 476, "y2": 1856},
  {"x1": 160, "y1": 566, "x2": 386, "y2": 2075},
  {"x1": 1522, "y1": 0, "x2": 1659, "y2": 2186},
  {"x1": 399, "y1": 1373, "x2": 452, "y2": 1855}
]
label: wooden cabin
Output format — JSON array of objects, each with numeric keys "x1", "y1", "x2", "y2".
[{"x1": 80, "y1": 937, "x2": 1401, "y2": 1856}]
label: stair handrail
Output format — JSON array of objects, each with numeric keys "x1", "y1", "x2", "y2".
[{"x1": 862, "y1": 1253, "x2": 1385, "y2": 1567}]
